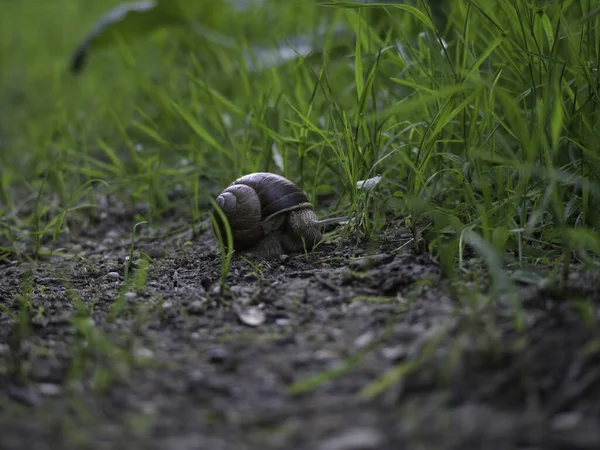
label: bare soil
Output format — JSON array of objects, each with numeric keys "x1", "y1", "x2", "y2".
[{"x1": 1, "y1": 205, "x2": 600, "y2": 450}]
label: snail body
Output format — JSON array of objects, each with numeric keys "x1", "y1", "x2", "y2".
[{"x1": 213, "y1": 172, "x2": 344, "y2": 257}]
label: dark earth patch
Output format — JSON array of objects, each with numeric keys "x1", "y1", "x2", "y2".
[{"x1": 1, "y1": 208, "x2": 600, "y2": 450}]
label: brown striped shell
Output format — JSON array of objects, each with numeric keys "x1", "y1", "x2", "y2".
[{"x1": 214, "y1": 172, "x2": 313, "y2": 251}]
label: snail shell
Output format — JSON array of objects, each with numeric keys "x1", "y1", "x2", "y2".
[{"x1": 214, "y1": 172, "x2": 314, "y2": 251}]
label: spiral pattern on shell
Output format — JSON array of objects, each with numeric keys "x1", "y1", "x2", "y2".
[{"x1": 214, "y1": 172, "x2": 313, "y2": 251}]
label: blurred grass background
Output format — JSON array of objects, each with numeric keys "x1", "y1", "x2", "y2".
[{"x1": 1, "y1": 0, "x2": 599, "y2": 281}]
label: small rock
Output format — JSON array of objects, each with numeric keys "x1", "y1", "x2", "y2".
[
  {"x1": 553, "y1": 411, "x2": 582, "y2": 430},
  {"x1": 188, "y1": 369, "x2": 205, "y2": 383},
  {"x1": 106, "y1": 271, "x2": 120, "y2": 280},
  {"x1": 162, "y1": 301, "x2": 173, "y2": 310},
  {"x1": 106, "y1": 230, "x2": 121, "y2": 238},
  {"x1": 134, "y1": 202, "x2": 149, "y2": 214},
  {"x1": 317, "y1": 427, "x2": 384, "y2": 450},
  {"x1": 187, "y1": 299, "x2": 207, "y2": 315},
  {"x1": 7, "y1": 385, "x2": 41, "y2": 407},
  {"x1": 329, "y1": 328, "x2": 344, "y2": 339},
  {"x1": 146, "y1": 246, "x2": 166, "y2": 258},
  {"x1": 236, "y1": 306, "x2": 266, "y2": 327},
  {"x1": 38, "y1": 383, "x2": 62, "y2": 397},
  {"x1": 124, "y1": 292, "x2": 137, "y2": 300},
  {"x1": 381, "y1": 346, "x2": 406, "y2": 362},
  {"x1": 275, "y1": 318, "x2": 291, "y2": 326},
  {"x1": 134, "y1": 347, "x2": 154, "y2": 360},
  {"x1": 354, "y1": 331, "x2": 375, "y2": 349},
  {"x1": 208, "y1": 347, "x2": 228, "y2": 363},
  {"x1": 314, "y1": 349, "x2": 337, "y2": 361},
  {"x1": 139, "y1": 402, "x2": 157, "y2": 415},
  {"x1": 230, "y1": 285, "x2": 256, "y2": 298},
  {"x1": 190, "y1": 332, "x2": 201, "y2": 341}
]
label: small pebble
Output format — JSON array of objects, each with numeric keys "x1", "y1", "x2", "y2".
[
  {"x1": 146, "y1": 246, "x2": 166, "y2": 258},
  {"x1": 162, "y1": 301, "x2": 173, "y2": 310},
  {"x1": 354, "y1": 331, "x2": 375, "y2": 349},
  {"x1": 140, "y1": 402, "x2": 157, "y2": 415},
  {"x1": 124, "y1": 292, "x2": 137, "y2": 300},
  {"x1": 106, "y1": 230, "x2": 120, "y2": 238},
  {"x1": 275, "y1": 318, "x2": 291, "y2": 326},
  {"x1": 38, "y1": 383, "x2": 62, "y2": 397},
  {"x1": 190, "y1": 332, "x2": 201, "y2": 341},
  {"x1": 236, "y1": 306, "x2": 266, "y2": 327},
  {"x1": 208, "y1": 347, "x2": 228, "y2": 363},
  {"x1": 188, "y1": 369, "x2": 205, "y2": 383},
  {"x1": 7, "y1": 385, "x2": 41, "y2": 407},
  {"x1": 314, "y1": 349, "x2": 337, "y2": 361},
  {"x1": 106, "y1": 272, "x2": 120, "y2": 280},
  {"x1": 552, "y1": 411, "x2": 582, "y2": 430},
  {"x1": 134, "y1": 347, "x2": 154, "y2": 360},
  {"x1": 230, "y1": 285, "x2": 255, "y2": 297},
  {"x1": 381, "y1": 346, "x2": 406, "y2": 362},
  {"x1": 187, "y1": 299, "x2": 206, "y2": 315}
]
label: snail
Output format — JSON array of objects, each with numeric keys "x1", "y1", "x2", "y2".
[{"x1": 212, "y1": 172, "x2": 346, "y2": 257}]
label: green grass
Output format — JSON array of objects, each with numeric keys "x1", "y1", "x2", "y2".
[
  {"x1": 2, "y1": 0, "x2": 600, "y2": 400},
  {"x1": 2, "y1": 0, "x2": 599, "y2": 278}
]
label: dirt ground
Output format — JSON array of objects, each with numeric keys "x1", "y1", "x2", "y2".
[{"x1": 1, "y1": 203, "x2": 600, "y2": 450}]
